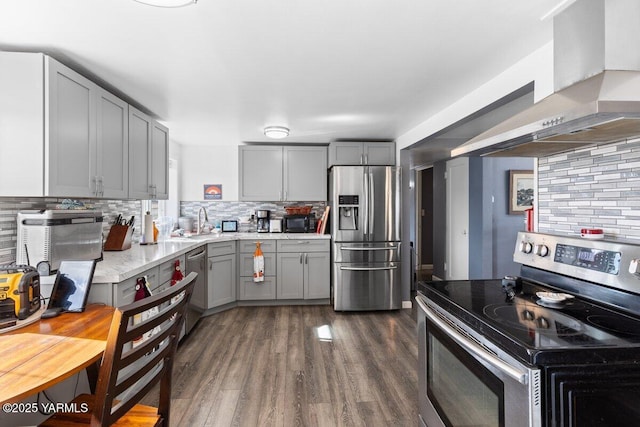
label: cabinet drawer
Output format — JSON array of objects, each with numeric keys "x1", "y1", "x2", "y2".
[
  {"x1": 239, "y1": 240, "x2": 276, "y2": 253},
  {"x1": 208, "y1": 240, "x2": 236, "y2": 257},
  {"x1": 114, "y1": 266, "x2": 159, "y2": 307},
  {"x1": 239, "y1": 253, "x2": 276, "y2": 277},
  {"x1": 277, "y1": 239, "x2": 330, "y2": 253},
  {"x1": 158, "y1": 254, "x2": 186, "y2": 285},
  {"x1": 238, "y1": 277, "x2": 276, "y2": 300}
]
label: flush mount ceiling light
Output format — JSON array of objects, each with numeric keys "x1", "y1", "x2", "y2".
[
  {"x1": 264, "y1": 126, "x2": 289, "y2": 139},
  {"x1": 133, "y1": 0, "x2": 196, "y2": 7}
]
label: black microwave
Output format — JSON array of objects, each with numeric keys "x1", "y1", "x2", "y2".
[{"x1": 283, "y1": 214, "x2": 315, "y2": 233}]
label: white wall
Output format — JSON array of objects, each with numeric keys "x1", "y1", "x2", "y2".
[
  {"x1": 180, "y1": 145, "x2": 239, "y2": 201},
  {"x1": 396, "y1": 42, "x2": 555, "y2": 152}
]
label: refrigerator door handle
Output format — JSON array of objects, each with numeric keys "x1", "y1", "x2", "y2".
[
  {"x1": 340, "y1": 246, "x2": 397, "y2": 251},
  {"x1": 369, "y1": 170, "x2": 375, "y2": 238},
  {"x1": 363, "y1": 169, "x2": 369, "y2": 237},
  {"x1": 339, "y1": 265, "x2": 398, "y2": 271}
]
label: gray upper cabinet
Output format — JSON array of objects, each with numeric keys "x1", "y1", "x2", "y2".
[
  {"x1": 239, "y1": 145, "x2": 327, "y2": 201},
  {"x1": 239, "y1": 146, "x2": 283, "y2": 201},
  {"x1": 151, "y1": 121, "x2": 169, "y2": 200},
  {"x1": 47, "y1": 58, "x2": 97, "y2": 197},
  {"x1": 128, "y1": 107, "x2": 168, "y2": 200},
  {"x1": 97, "y1": 89, "x2": 129, "y2": 199},
  {"x1": 283, "y1": 146, "x2": 327, "y2": 201},
  {"x1": 328, "y1": 141, "x2": 396, "y2": 166},
  {"x1": 0, "y1": 51, "x2": 164, "y2": 200}
]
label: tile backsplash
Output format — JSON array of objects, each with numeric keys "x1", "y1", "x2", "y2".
[
  {"x1": 180, "y1": 201, "x2": 327, "y2": 232},
  {"x1": 538, "y1": 137, "x2": 640, "y2": 240},
  {"x1": 0, "y1": 198, "x2": 154, "y2": 265}
]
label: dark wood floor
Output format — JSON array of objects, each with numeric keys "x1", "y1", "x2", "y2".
[{"x1": 142, "y1": 304, "x2": 418, "y2": 426}]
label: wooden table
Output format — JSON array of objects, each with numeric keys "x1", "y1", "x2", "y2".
[{"x1": 0, "y1": 304, "x2": 114, "y2": 404}]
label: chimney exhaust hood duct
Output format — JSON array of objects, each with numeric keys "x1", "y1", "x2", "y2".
[{"x1": 452, "y1": 0, "x2": 640, "y2": 158}]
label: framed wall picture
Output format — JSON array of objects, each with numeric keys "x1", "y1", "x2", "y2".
[{"x1": 509, "y1": 170, "x2": 533, "y2": 214}]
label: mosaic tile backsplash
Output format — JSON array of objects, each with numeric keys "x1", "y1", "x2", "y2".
[
  {"x1": 0, "y1": 198, "x2": 156, "y2": 265},
  {"x1": 538, "y1": 137, "x2": 640, "y2": 241},
  {"x1": 180, "y1": 201, "x2": 327, "y2": 233}
]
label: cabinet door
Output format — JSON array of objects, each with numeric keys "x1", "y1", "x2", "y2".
[
  {"x1": 97, "y1": 89, "x2": 128, "y2": 199},
  {"x1": 304, "y1": 252, "x2": 330, "y2": 299},
  {"x1": 151, "y1": 121, "x2": 169, "y2": 200},
  {"x1": 113, "y1": 266, "x2": 159, "y2": 307},
  {"x1": 277, "y1": 252, "x2": 304, "y2": 299},
  {"x1": 0, "y1": 52, "x2": 45, "y2": 196},
  {"x1": 239, "y1": 146, "x2": 283, "y2": 201},
  {"x1": 208, "y1": 253, "x2": 236, "y2": 307},
  {"x1": 364, "y1": 142, "x2": 395, "y2": 165},
  {"x1": 128, "y1": 106, "x2": 152, "y2": 199},
  {"x1": 283, "y1": 146, "x2": 327, "y2": 201},
  {"x1": 329, "y1": 141, "x2": 364, "y2": 166},
  {"x1": 46, "y1": 58, "x2": 97, "y2": 197}
]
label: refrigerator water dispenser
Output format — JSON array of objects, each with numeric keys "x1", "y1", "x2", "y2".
[{"x1": 338, "y1": 195, "x2": 359, "y2": 230}]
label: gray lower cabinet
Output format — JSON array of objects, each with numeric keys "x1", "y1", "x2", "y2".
[
  {"x1": 238, "y1": 240, "x2": 276, "y2": 300},
  {"x1": 207, "y1": 241, "x2": 237, "y2": 308},
  {"x1": 276, "y1": 239, "x2": 330, "y2": 300},
  {"x1": 105, "y1": 254, "x2": 185, "y2": 307}
]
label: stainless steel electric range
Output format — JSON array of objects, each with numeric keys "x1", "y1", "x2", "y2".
[{"x1": 417, "y1": 232, "x2": 640, "y2": 427}]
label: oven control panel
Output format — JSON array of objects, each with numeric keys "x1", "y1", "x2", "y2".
[
  {"x1": 514, "y1": 232, "x2": 640, "y2": 295},
  {"x1": 554, "y1": 244, "x2": 621, "y2": 275}
]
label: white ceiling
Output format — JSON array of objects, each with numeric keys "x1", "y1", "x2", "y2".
[{"x1": 0, "y1": 0, "x2": 561, "y2": 147}]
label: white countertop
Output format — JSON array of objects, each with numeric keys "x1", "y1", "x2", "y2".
[{"x1": 91, "y1": 232, "x2": 331, "y2": 284}]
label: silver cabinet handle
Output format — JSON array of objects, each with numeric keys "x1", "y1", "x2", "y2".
[
  {"x1": 364, "y1": 154, "x2": 368, "y2": 164},
  {"x1": 304, "y1": 253, "x2": 308, "y2": 264},
  {"x1": 415, "y1": 295, "x2": 528, "y2": 385},
  {"x1": 92, "y1": 176, "x2": 99, "y2": 197},
  {"x1": 339, "y1": 265, "x2": 397, "y2": 271},
  {"x1": 299, "y1": 253, "x2": 303, "y2": 263}
]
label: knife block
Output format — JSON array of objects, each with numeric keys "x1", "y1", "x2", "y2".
[{"x1": 104, "y1": 225, "x2": 133, "y2": 251}]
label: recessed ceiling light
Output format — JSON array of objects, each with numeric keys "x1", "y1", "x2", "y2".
[
  {"x1": 264, "y1": 126, "x2": 289, "y2": 139},
  {"x1": 133, "y1": 0, "x2": 196, "y2": 8}
]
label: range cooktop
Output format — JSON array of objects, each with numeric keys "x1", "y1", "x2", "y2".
[{"x1": 418, "y1": 278, "x2": 640, "y2": 365}]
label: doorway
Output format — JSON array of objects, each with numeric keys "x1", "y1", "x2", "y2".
[{"x1": 416, "y1": 168, "x2": 434, "y2": 280}]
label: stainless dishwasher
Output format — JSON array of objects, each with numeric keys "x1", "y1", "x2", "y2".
[{"x1": 183, "y1": 245, "x2": 207, "y2": 337}]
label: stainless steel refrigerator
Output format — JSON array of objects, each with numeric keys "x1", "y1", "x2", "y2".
[{"x1": 329, "y1": 166, "x2": 401, "y2": 311}]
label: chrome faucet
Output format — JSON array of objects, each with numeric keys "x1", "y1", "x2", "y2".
[{"x1": 196, "y1": 207, "x2": 209, "y2": 234}]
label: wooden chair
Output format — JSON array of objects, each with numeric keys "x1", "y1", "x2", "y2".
[{"x1": 40, "y1": 272, "x2": 198, "y2": 427}]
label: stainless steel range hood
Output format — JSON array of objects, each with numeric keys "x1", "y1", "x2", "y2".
[{"x1": 452, "y1": 0, "x2": 640, "y2": 158}]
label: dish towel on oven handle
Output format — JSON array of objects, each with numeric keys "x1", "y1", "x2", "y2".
[
  {"x1": 253, "y1": 242, "x2": 264, "y2": 282},
  {"x1": 132, "y1": 275, "x2": 161, "y2": 348}
]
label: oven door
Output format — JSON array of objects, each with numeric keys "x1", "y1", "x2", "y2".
[{"x1": 416, "y1": 294, "x2": 541, "y2": 427}]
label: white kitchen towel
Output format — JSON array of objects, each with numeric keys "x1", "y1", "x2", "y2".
[{"x1": 253, "y1": 243, "x2": 264, "y2": 283}]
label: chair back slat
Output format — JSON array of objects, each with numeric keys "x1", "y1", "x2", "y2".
[{"x1": 91, "y1": 272, "x2": 197, "y2": 426}]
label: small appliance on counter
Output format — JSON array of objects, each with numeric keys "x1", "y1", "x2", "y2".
[
  {"x1": 269, "y1": 218, "x2": 283, "y2": 233},
  {"x1": 256, "y1": 210, "x2": 270, "y2": 233},
  {"x1": 283, "y1": 213, "x2": 316, "y2": 233},
  {"x1": 221, "y1": 220, "x2": 238, "y2": 232},
  {"x1": 0, "y1": 265, "x2": 41, "y2": 325},
  {"x1": 16, "y1": 210, "x2": 103, "y2": 275}
]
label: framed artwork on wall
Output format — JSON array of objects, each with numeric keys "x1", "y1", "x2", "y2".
[{"x1": 509, "y1": 170, "x2": 533, "y2": 214}]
